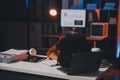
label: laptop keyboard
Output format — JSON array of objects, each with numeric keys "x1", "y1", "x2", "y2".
[
  {"x1": 77, "y1": 71, "x2": 104, "y2": 77},
  {"x1": 57, "y1": 67, "x2": 104, "y2": 77}
]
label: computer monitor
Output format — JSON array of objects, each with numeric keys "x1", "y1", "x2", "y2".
[{"x1": 61, "y1": 9, "x2": 86, "y2": 28}]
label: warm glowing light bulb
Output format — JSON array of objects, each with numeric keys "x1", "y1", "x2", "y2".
[{"x1": 49, "y1": 9, "x2": 57, "y2": 16}]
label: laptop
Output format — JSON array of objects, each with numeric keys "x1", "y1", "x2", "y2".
[{"x1": 57, "y1": 51, "x2": 102, "y2": 75}]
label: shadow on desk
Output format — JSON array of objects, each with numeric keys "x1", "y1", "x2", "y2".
[{"x1": 0, "y1": 70, "x2": 66, "y2": 80}]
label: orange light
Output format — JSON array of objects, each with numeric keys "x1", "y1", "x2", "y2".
[{"x1": 49, "y1": 9, "x2": 57, "y2": 16}]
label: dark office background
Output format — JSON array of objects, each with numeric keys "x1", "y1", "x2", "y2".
[
  {"x1": 0, "y1": 0, "x2": 61, "y2": 51},
  {"x1": 0, "y1": 0, "x2": 118, "y2": 64}
]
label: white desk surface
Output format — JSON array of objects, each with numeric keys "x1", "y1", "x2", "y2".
[{"x1": 0, "y1": 56, "x2": 108, "y2": 80}]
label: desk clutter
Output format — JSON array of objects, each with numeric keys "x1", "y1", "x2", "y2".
[
  {"x1": 0, "y1": 48, "x2": 46, "y2": 63},
  {"x1": 0, "y1": 49, "x2": 27, "y2": 63},
  {"x1": 0, "y1": 49, "x2": 111, "y2": 76}
]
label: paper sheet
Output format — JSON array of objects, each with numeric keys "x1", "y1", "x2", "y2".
[{"x1": 0, "y1": 49, "x2": 28, "y2": 55}]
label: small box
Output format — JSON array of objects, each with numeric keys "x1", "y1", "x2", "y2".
[{"x1": 90, "y1": 22, "x2": 108, "y2": 39}]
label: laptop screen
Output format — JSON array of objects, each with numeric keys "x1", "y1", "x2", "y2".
[{"x1": 57, "y1": 51, "x2": 102, "y2": 75}]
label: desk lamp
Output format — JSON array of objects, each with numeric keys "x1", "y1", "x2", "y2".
[{"x1": 87, "y1": 22, "x2": 108, "y2": 51}]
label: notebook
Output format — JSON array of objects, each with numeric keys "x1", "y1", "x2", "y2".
[{"x1": 57, "y1": 51, "x2": 102, "y2": 75}]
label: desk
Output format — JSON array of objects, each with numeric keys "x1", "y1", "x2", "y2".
[{"x1": 0, "y1": 56, "x2": 108, "y2": 80}]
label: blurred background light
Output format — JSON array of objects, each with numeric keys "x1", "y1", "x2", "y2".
[{"x1": 49, "y1": 9, "x2": 57, "y2": 16}]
